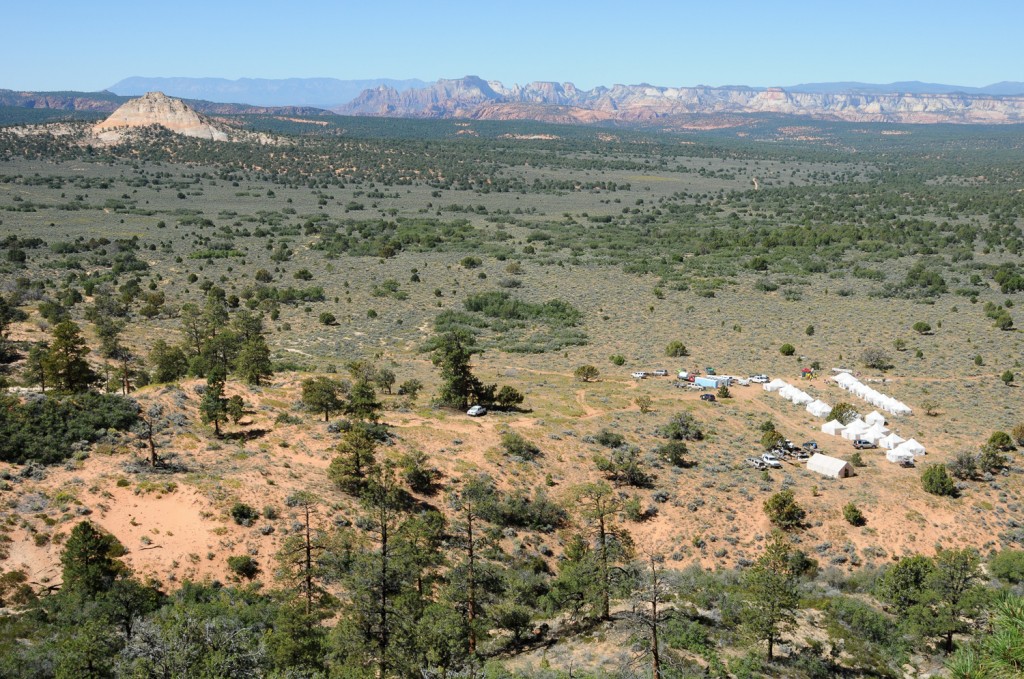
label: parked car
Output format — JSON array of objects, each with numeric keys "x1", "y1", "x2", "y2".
[
  {"x1": 749, "y1": 374, "x2": 769, "y2": 384},
  {"x1": 467, "y1": 405, "x2": 487, "y2": 417},
  {"x1": 852, "y1": 439, "x2": 876, "y2": 449},
  {"x1": 801, "y1": 441, "x2": 818, "y2": 451},
  {"x1": 631, "y1": 371, "x2": 648, "y2": 379},
  {"x1": 652, "y1": 369, "x2": 669, "y2": 377},
  {"x1": 700, "y1": 393, "x2": 716, "y2": 402},
  {"x1": 761, "y1": 452, "x2": 782, "y2": 468}
]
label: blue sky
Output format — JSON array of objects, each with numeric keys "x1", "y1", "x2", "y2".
[{"x1": 2, "y1": 0, "x2": 1020, "y2": 91}]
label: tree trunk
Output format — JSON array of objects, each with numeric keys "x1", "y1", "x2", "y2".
[
  {"x1": 379, "y1": 507, "x2": 390, "y2": 678},
  {"x1": 598, "y1": 514, "x2": 609, "y2": 620},
  {"x1": 467, "y1": 508, "x2": 477, "y2": 655},
  {"x1": 304, "y1": 504, "x2": 313, "y2": 616},
  {"x1": 768, "y1": 633, "x2": 774, "y2": 661},
  {"x1": 147, "y1": 421, "x2": 157, "y2": 466},
  {"x1": 651, "y1": 587, "x2": 661, "y2": 679}
]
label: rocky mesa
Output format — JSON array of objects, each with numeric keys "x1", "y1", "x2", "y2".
[{"x1": 92, "y1": 91, "x2": 230, "y2": 142}]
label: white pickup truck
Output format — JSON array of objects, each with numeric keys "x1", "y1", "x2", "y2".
[{"x1": 761, "y1": 452, "x2": 782, "y2": 468}]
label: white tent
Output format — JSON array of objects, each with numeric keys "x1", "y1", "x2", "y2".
[
  {"x1": 790, "y1": 390, "x2": 813, "y2": 406},
  {"x1": 879, "y1": 433, "x2": 906, "y2": 450},
  {"x1": 865, "y1": 411, "x2": 887, "y2": 427},
  {"x1": 764, "y1": 379, "x2": 789, "y2": 392},
  {"x1": 806, "y1": 400, "x2": 832, "y2": 418},
  {"x1": 821, "y1": 419, "x2": 846, "y2": 436},
  {"x1": 886, "y1": 449, "x2": 915, "y2": 465},
  {"x1": 806, "y1": 453, "x2": 854, "y2": 479},
  {"x1": 863, "y1": 423, "x2": 890, "y2": 439},
  {"x1": 858, "y1": 429, "x2": 885, "y2": 445},
  {"x1": 841, "y1": 419, "x2": 869, "y2": 440},
  {"x1": 895, "y1": 438, "x2": 926, "y2": 456},
  {"x1": 835, "y1": 372, "x2": 858, "y2": 388},
  {"x1": 778, "y1": 385, "x2": 798, "y2": 399}
]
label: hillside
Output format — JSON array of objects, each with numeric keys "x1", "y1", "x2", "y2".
[{"x1": 0, "y1": 115, "x2": 1022, "y2": 677}]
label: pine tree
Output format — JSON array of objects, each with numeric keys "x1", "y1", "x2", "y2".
[
  {"x1": 199, "y1": 368, "x2": 228, "y2": 436},
  {"x1": 60, "y1": 520, "x2": 128, "y2": 597},
  {"x1": 346, "y1": 379, "x2": 383, "y2": 422},
  {"x1": 275, "y1": 491, "x2": 345, "y2": 616},
  {"x1": 44, "y1": 320, "x2": 98, "y2": 393},
  {"x1": 339, "y1": 465, "x2": 413, "y2": 677},
  {"x1": 302, "y1": 376, "x2": 344, "y2": 422},
  {"x1": 430, "y1": 330, "x2": 486, "y2": 409},
  {"x1": 742, "y1": 532, "x2": 800, "y2": 660},
  {"x1": 568, "y1": 482, "x2": 632, "y2": 620},
  {"x1": 235, "y1": 336, "x2": 273, "y2": 386},
  {"x1": 329, "y1": 427, "x2": 379, "y2": 493}
]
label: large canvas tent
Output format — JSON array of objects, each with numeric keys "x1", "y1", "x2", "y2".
[
  {"x1": 894, "y1": 438, "x2": 926, "y2": 456},
  {"x1": 886, "y1": 449, "x2": 915, "y2": 465},
  {"x1": 806, "y1": 400, "x2": 832, "y2": 418},
  {"x1": 879, "y1": 433, "x2": 906, "y2": 450},
  {"x1": 821, "y1": 420, "x2": 846, "y2": 436},
  {"x1": 841, "y1": 419, "x2": 869, "y2": 440},
  {"x1": 865, "y1": 411, "x2": 886, "y2": 426},
  {"x1": 764, "y1": 379, "x2": 789, "y2": 392},
  {"x1": 806, "y1": 453, "x2": 854, "y2": 479}
]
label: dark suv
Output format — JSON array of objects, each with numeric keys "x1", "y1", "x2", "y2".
[{"x1": 700, "y1": 394, "x2": 716, "y2": 402}]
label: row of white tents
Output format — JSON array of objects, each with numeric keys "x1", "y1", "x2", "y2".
[
  {"x1": 833, "y1": 372, "x2": 912, "y2": 416},
  {"x1": 820, "y1": 414, "x2": 926, "y2": 463},
  {"x1": 764, "y1": 379, "x2": 834, "y2": 418},
  {"x1": 764, "y1": 376, "x2": 924, "y2": 465}
]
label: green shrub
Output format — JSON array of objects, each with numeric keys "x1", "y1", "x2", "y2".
[
  {"x1": 779, "y1": 343, "x2": 796, "y2": 356},
  {"x1": 660, "y1": 412, "x2": 704, "y2": 441},
  {"x1": 764, "y1": 490, "x2": 805, "y2": 529},
  {"x1": 989, "y1": 550, "x2": 1024, "y2": 584},
  {"x1": 501, "y1": 431, "x2": 540, "y2": 460},
  {"x1": 655, "y1": 441, "x2": 691, "y2": 467},
  {"x1": 319, "y1": 312, "x2": 336, "y2": 325},
  {"x1": 665, "y1": 341, "x2": 688, "y2": 357},
  {"x1": 987, "y1": 431, "x2": 1015, "y2": 451},
  {"x1": 595, "y1": 429, "x2": 626, "y2": 448},
  {"x1": 609, "y1": 354, "x2": 626, "y2": 366},
  {"x1": 226, "y1": 555, "x2": 259, "y2": 580},
  {"x1": 843, "y1": 503, "x2": 866, "y2": 526},
  {"x1": 0, "y1": 393, "x2": 139, "y2": 464},
  {"x1": 230, "y1": 502, "x2": 259, "y2": 526},
  {"x1": 921, "y1": 464, "x2": 957, "y2": 497},
  {"x1": 760, "y1": 430, "x2": 785, "y2": 450},
  {"x1": 827, "y1": 402, "x2": 858, "y2": 425},
  {"x1": 623, "y1": 497, "x2": 645, "y2": 522}
]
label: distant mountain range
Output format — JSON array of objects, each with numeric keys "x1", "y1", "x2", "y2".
[
  {"x1": 337, "y1": 76, "x2": 1024, "y2": 125},
  {"x1": 5, "y1": 77, "x2": 1024, "y2": 126},
  {"x1": 108, "y1": 77, "x2": 427, "y2": 109},
  {"x1": 785, "y1": 81, "x2": 1024, "y2": 96}
]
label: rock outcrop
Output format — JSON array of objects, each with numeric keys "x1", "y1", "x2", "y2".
[
  {"x1": 337, "y1": 77, "x2": 1024, "y2": 125},
  {"x1": 93, "y1": 91, "x2": 230, "y2": 141}
]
